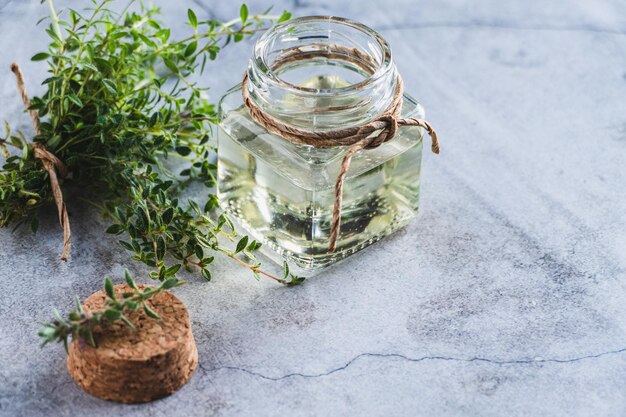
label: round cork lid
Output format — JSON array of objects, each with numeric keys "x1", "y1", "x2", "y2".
[{"x1": 67, "y1": 284, "x2": 198, "y2": 403}]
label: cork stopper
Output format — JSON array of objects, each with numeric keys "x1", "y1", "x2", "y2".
[{"x1": 67, "y1": 284, "x2": 198, "y2": 403}]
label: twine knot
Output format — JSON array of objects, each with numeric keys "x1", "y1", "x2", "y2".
[
  {"x1": 366, "y1": 114, "x2": 399, "y2": 149},
  {"x1": 33, "y1": 143, "x2": 68, "y2": 178}
]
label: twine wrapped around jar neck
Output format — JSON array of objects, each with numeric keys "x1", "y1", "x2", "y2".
[{"x1": 242, "y1": 45, "x2": 440, "y2": 253}]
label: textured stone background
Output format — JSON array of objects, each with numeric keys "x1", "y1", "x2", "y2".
[{"x1": 1, "y1": 0, "x2": 626, "y2": 416}]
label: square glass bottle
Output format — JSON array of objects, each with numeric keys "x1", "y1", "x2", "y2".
[{"x1": 217, "y1": 16, "x2": 427, "y2": 275}]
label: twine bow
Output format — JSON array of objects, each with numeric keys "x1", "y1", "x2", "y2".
[
  {"x1": 11, "y1": 63, "x2": 71, "y2": 261},
  {"x1": 242, "y1": 45, "x2": 439, "y2": 252}
]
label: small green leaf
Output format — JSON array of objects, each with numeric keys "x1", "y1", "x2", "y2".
[
  {"x1": 286, "y1": 276, "x2": 306, "y2": 286},
  {"x1": 124, "y1": 270, "x2": 138, "y2": 289},
  {"x1": 247, "y1": 240, "x2": 262, "y2": 252},
  {"x1": 195, "y1": 245, "x2": 203, "y2": 260},
  {"x1": 119, "y1": 240, "x2": 134, "y2": 251},
  {"x1": 188, "y1": 199, "x2": 200, "y2": 214},
  {"x1": 187, "y1": 9, "x2": 198, "y2": 29},
  {"x1": 217, "y1": 214, "x2": 226, "y2": 229},
  {"x1": 67, "y1": 94, "x2": 83, "y2": 107},
  {"x1": 235, "y1": 236, "x2": 248, "y2": 253},
  {"x1": 204, "y1": 194, "x2": 219, "y2": 212},
  {"x1": 104, "y1": 309, "x2": 121, "y2": 321},
  {"x1": 137, "y1": 33, "x2": 157, "y2": 48},
  {"x1": 31, "y1": 52, "x2": 50, "y2": 61},
  {"x1": 278, "y1": 10, "x2": 291, "y2": 23},
  {"x1": 163, "y1": 57, "x2": 178, "y2": 73},
  {"x1": 85, "y1": 328, "x2": 97, "y2": 347},
  {"x1": 106, "y1": 224, "x2": 124, "y2": 234},
  {"x1": 53, "y1": 309, "x2": 64, "y2": 324},
  {"x1": 46, "y1": 134, "x2": 61, "y2": 150},
  {"x1": 184, "y1": 41, "x2": 197, "y2": 57},
  {"x1": 94, "y1": 57, "x2": 113, "y2": 73},
  {"x1": 74, "y1": 296, "x2": 84, "y2": 314},
  {"x1": 143, "y1": 303, "x2": 161, "y2": 319},
  {"x1": 38, "y1": 325, "x2": 57, "y2": 340},
  {"x1": 149, "y1": 112, "x2": 158, "y2": 127},
  {"x1": 102, "y1": 79, "x2": 117, "y2": 95},
  {"x1": 104, "y1": 277, "x2": 115, "y2": 299},
  {"x1": 240, "y1": 4, "x2": 248, "y2": 24},
  {"x1": 161, "y1": 277, "x2": 178, "y2": 290},
  {"x1": 166, "y1": 264, "x2": 181, "y2": 276},
  {"x1": 201, "y1": 269, "x2": 211, "y2": 281},
  {"x1": 119, "y1": 314, "x2": 135, "y2": 328},
  {"x1": 195, "y1": 234, "x2": 212, "y2": 248},
  {"x1": 69, "y1": 9, "x2": 79, "y2": 25},
  {"x1": 156, "y1": 236, "x2": 166, "y2": 260},
  {"x1": 162, "y1": 207, "x2": 174, "y2": 224}
]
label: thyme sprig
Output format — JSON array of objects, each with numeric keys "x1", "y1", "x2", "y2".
[{"x1": 38, "y1": 270, "x2": 184, "y2": 350}]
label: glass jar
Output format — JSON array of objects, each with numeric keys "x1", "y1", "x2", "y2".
[{"x1": 217, "y1": 16, "x2": 427, "y2": 275}]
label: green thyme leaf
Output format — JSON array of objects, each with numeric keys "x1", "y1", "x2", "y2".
[
  {"x1": 240, "y1": 4, "x2": 248, "y2": 24},
  {"x1": 104, "y1": 277, "x2": 115, "y2": 299},
  {"x1": 31, "y1": 52, "x2": 50, "y2": 61},
  {"x1": 235, "y1": 236, "x2": 248, "y2": 253},
  {"x1": 143, "y1": 303, "x2": 161, "y2": 319},
  {"x1": 124, "y1": 270, "x2": 138, "y2": 289},
  {"x1": 187, "y1": 9, "x2": 198, "y2": 29},
  {"x1": 201, "y1": 268, "x2": 211, "y2": 281},
  {"x1": 278, "y1": 11, "x2": 291, "y2": 23}
]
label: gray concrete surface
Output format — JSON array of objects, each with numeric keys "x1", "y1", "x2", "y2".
[{"x1": 1, "y1": 0, "x2": 626, "y2": 416}]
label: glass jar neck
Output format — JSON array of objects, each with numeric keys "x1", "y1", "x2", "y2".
[{"x1": 245, "y1": 16, "x2": 398, "y2": 131}]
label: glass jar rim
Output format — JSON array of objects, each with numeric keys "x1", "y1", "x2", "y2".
[{"x1": 251, "y1": 15, "x2": 394, "y2": 96}]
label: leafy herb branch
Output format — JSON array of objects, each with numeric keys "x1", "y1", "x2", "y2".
[
  {"x1": 38, "y1": 271, "x2": 183, "y2": 350},
  {"x1": 1, "y1": 0, "x2": 304, "y2": 287}
]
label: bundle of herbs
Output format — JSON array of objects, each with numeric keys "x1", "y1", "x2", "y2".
[{"x1": 0, "y1": 0, "x2": 303, "y2": 349}]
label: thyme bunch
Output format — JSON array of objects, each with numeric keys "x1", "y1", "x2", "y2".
[
  {"x1": 0, "y1": 0, "x2": 305, "y2": 347},
  {"x1": 1, "y1": 0, "x2": 302, "y2": 283}
]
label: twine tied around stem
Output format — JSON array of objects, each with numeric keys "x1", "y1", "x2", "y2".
[
  {"x1": 241, "y1": 44, "x2": 440, "y2": 252},
  {"x1": 10, "y1": 63, "x2": 71, "y2": 261}
]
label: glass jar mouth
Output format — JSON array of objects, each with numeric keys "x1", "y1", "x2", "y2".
[{"x1": 251, "y1": 15, "x2": 394, "y2": 96}]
